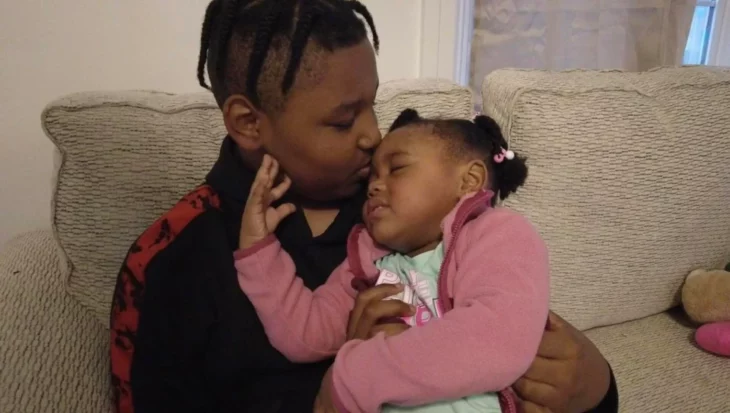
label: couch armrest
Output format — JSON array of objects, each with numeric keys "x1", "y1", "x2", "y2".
[{"x1": 0, "y1": 231, "x2": 111, "y2": 413}]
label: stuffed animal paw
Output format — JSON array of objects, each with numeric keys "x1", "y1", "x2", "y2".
[
  {"x1": 682, "y1": 269, "x2": 730, "y2": 324},
  {"x1": 695, "y1": 322, "x2": 730, "y2": 357},
  {"x1": 682, "y1": 267, "x2": 730, "y2": 357}
]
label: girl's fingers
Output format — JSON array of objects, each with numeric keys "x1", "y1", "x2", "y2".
[
  {"x1": 269, "y1": 175, "x2": 292, "y2": 201},
  {"x1": 247, "y1": 179, "x2": 268, "y2": 213},
  {"x1": 351, "y1": 299, "x2": 414, "y2": 341},
  {"x1": 247, "y1": 156, "x2": 273, "y2": 210},
  {"x1": 347, "y1": 284, "x2": 405, "y2": 339},
  {"x1": 255, "y1": 154, "x2": 272, "y2": 185},
  {"x1": 268, "y1": 158, "x2": 279, "y2": 189},
  {"x1": 368, "y1": 322, "x2": 410, "y2": 339},
  {"x1": 274, "y1": 203, "x2": 297, "y2": 222}
]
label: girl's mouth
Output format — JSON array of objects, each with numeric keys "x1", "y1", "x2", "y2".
[{"x1": 366, "y1": 198, "x2": 389, "y2": 219}]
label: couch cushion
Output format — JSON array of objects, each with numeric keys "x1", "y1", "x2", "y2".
[
  {"x1": 0, "y1": 231, "x2": 110, "y2": 413},
  {"x1": 42, "y1": 79, "x2": 473, "y2": 323},
  {"x1": 483, "y1": 67, "x2": 730, "y2": 330},
  {"x1": 586, "y1": 310, "x2": 730, "y2": 412}
]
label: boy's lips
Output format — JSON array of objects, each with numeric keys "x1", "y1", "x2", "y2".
[{"x1": 356, "y1": 165, "x2": 371, "y2": 178}]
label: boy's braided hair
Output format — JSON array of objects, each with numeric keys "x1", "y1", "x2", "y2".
[
  {"x1": 198, "y1": 0, "x2": 379, "y2": 110},
  {"x1": 389, "y1": 109, "x2": 529, "y2": 202}
]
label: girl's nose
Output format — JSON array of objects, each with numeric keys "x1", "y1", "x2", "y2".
[{"x1": 367, "y1": 179, "x2": 383, "y2": 198}]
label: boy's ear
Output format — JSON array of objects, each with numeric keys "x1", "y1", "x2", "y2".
[
  {"x1": 459, "y1": 160, "x2": 488, "y2": 195},
  {"x1": 222, "y1": 94, "x2": 263, "y2": 151}
]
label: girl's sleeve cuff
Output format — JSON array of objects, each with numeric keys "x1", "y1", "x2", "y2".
[{"x1": 233, "y1": 234, "x2": 278, "y2": 260}]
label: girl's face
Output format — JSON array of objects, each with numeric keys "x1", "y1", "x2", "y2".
[
  {"x1": 260, "y1": 40, "x2": 381, "y2": 203},
  {"x1": 364, "y1": 127, "x2": 466, "y2": 255}
]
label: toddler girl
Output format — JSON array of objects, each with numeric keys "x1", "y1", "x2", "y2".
[{"x1": 234, "y1": 109, "x2": 550, "y2": 413}]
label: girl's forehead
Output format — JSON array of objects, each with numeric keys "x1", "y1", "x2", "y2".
[{"x1": 375, "y1": 128, "x2": 440, "y2": 160}]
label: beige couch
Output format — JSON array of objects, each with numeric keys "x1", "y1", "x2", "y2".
[{"x1": 1, "y1": 67, "x2": 729, "y2": 412}]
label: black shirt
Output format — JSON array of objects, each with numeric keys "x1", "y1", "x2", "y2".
[{"x1": 110, "y1": 136, "x2": 617, "y2": 413}]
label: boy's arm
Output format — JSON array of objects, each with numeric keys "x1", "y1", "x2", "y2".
[
  {"x1": 129, "y1": 241, "x2": 216, "y2": 413},
  {"x1": 329, "y1": 212, "x2": 550, "y2": 413},
  {"x1": 234, "y1": 234, "x2": 357, "y2": 362}
]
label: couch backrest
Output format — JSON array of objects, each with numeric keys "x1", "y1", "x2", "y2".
[
  {"x1": 483, "y1": 66, "x2": 730, "y2": 330},
  {"x1": 43, "y1": 79, "x2": 473, "y2": 324}
]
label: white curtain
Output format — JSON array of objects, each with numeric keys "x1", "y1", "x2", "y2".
[{"x1": 470, "y1": 0, "x2": 697, "y2": 92}]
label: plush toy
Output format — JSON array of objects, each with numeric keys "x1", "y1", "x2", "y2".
[{"x1": 681, "y1": 263, "x2": 730, "y2": 357}]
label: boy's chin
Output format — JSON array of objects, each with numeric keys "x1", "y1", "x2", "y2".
[
  {"x1": 329, "y1": 181, "x2": 367, "y2": 202},
  {"x1": 293, "y1": 180, "x2": 364, "y2": 204}
]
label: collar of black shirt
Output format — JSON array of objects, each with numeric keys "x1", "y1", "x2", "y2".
[{"x1": 206, "y1": 136, "x2": 366, "y2": 249}]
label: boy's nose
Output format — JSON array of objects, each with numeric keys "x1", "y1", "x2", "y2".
[
  {"x1": 358, "y1": 110, "x2": 382, "y2": 151},
  {"x1": 358, "y1": 130, "x2": 381, "y2": 151}
]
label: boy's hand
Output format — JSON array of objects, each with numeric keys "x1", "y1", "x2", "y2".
[
  {"x1": 314, "y1": 367, "x2": 339, "y2": 413},
  {"x1": 240, "y1": 155, "x2": 296, "y2": 249},
  {"x1": 513, "y1": 312, "x2": 611, "y2": 413}
]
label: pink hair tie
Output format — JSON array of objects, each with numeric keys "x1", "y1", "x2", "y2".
[{"x1": 493, "y1": 148, "x2": 515, "y2": 164}]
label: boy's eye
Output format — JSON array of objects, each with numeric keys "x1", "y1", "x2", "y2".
[
  {"x1": 330, "y1": 119, "x2": 355, "y2": 130},
  {"x1": 391, "y1": 165, "x2": 407, "y2": 173}
]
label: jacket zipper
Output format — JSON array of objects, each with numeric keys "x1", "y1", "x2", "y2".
[
  {"x1": 436, "y1": 192, "x2": 490, "y2": 312},
  {"x1": 435, "y1": 192, "x2": 517, "y2": 413},
  {"x1": 499, "y1": 389, "x2": 518, "y2": 413}
]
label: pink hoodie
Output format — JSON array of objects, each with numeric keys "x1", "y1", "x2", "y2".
[{"x1": 234, "y1": 191, "x2": 550, "y2": 413}]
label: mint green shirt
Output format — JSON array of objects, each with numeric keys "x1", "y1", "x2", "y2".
[{"x1": 375, "y1": 244, "x2": 501, "y2": 413}]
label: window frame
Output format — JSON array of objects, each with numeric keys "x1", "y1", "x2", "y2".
[{"x1": 706, "y1": 0, "x2": 730, "y2": 65}]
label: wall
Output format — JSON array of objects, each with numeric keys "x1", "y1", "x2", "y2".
[{"x1": 0, "y1": 0, "x2": 424, "y2": 247}]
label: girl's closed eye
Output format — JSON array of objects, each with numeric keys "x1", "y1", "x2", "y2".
[{"x1": 391, "y1": 164, "x2": 408, "y2": 174}]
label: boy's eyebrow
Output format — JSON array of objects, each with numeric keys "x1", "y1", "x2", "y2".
[
  {"x1": 329, "y1": 81, "x2": 378, "y2": 117},
  {"x1": 328, "y1": 99, "x2": 362, "y2": 116}
]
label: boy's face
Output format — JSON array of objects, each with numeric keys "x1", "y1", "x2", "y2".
[
  {"x1": 364, "y1": 127, "x2": 466, "y2": 255},
  {"x1": 260, "y1": 40, "x2": 381, "y2": 202}
]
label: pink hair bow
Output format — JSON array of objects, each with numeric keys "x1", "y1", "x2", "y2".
[{"x1": 493, "y1": 148, "x2": 515, "y2": 164}]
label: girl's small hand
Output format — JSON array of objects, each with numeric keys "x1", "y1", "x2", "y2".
[
  {"x1": 239, "y1": 155, "x2": 296, "y2": 249},
  {"x1": 314, "y1": 367, "x2": 339, "y2": 413},
  {"x1": 347, "y1": 284, "x2": 414, "y2": 341}
]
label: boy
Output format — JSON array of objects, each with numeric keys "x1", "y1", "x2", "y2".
[{"x1": 110, "y1": 1, "x2": 618, "y2": 412}]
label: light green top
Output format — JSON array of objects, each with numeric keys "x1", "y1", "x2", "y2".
[{"x1": 374, "y1": 244, "x2": 501, "y2": 413}]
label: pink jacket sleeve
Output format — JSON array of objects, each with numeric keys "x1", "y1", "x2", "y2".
[
  {"x1": 330, "y1": 211, "x2": 550, "y2": 413},
  {"x1": 233, "y1": 234, "x2": 357, "y2": 363}
]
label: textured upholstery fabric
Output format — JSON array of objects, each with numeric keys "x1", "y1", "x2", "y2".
[
  {"x1": 483, "y1": 66, "x2": 730, "y2": 331},
  {"x1": 586, "y1": 310, "x2": 730, "y2": 412},
  {"x1": 0, "y1": 231, "x2": 111, "y2": 413},
  {"x1": 41, "y1": 79, "x2": 473, "y2": 323}
]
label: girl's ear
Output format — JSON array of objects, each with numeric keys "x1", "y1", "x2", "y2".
[
  {"x1": 223, "y1": 94, "x2": 264, "y2": 151},
  {"x1": 459, "y1": 160, "x2": 488, "y2": 195}
]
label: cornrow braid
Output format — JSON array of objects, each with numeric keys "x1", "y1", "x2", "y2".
[
  {"x1": 347, "y1": 1, "x2": 379, "y2": 51},
  {"x1": 198, "y1": 0, "x2": 222, "y2": 89},
  {"x1": 246, "y1": 0, "x2": 285, "y2": 106},
  {"x1": 282, "y1": 1, "x2": 318, "y2": 93},
  {"x1": 197, "y1": 0, "x2": 380, "y2": 109},
  {"x1": 214, "y1": 0, "x2": 243, "y2": 98}
]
